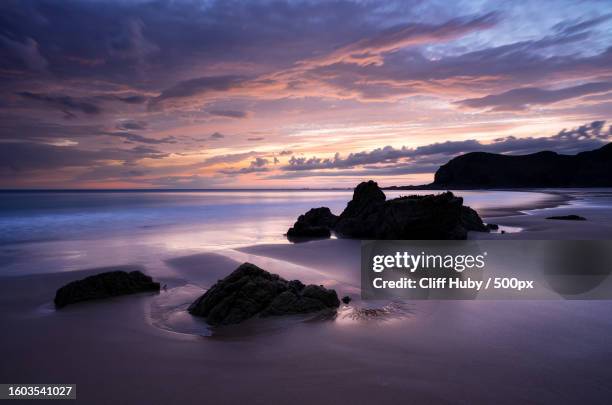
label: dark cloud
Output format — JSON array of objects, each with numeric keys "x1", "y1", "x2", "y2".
[
  {"x1": 207, "y1": 109, "x2": 250, "y2": 119},
  {"x1": 105, "y1": 131, "x2": 177, "y2": 145},
  {"x1": 0, "y1": 35, "x2": 48, "y2": 72},
  {"x1": 279, "y1": 150, "x2": 293, "y2": 156},
  {"x1": 268, "y1": 164, "x2": 439, "y2": 179},
  {"x1": 149, "y1": 75, "x2": 248, "y2": 108},
  {"x1": 115, "y1": 95, "x2": 148, "y2": 104},
  {"x1": 201, "y1": 151, "x2": 259, "y2": 166},
  {"x1": 209, "y1": 132, "x2": 225, "y2": 140},
  {"x1": 116, "y1": 120, "x2": 147, "y2": 130},
  {"x1": 0, "y1": 142, "x2": 166, "y2": 173},
  {"x1": 17, "y1": 91, "x2": 102, "y2": 117},
  {"x1": 247, "y1": 137, "x2": 265, "y2": 141},
  {"x1": 457, "y1": 82, "x2": 612, "y2": 111},
  {"x1": 251, "y1": 157, "x2": 269, "y2": 167},
  {"x1": 282, "y1": 121, "x2": 611, "y2": 172},
  {"x1": 219, "y1": 157, "x2": 270, "y2": 175}
]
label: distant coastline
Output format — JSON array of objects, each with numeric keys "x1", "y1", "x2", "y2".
[{"x1": 392, "y1": 143, "x2": 612, "y2": 190}]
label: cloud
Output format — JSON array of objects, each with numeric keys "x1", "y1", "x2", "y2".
[
  {"x1": 209, "y1": 132, "x2": 225, "y2": 140},
  {"x1": 298, "y1": 12, "x2": 498, "y2": 68},
  {"x1": 116, "y1": 95, "x2": 148, "y2": 104},
  {"x1": 0, "y1": 141, "x2": 167, "y2": 173},
  {"x1": 105, "y1": 131, "x2": 177, "y2": 145},
  {"x1": 116, "y1": 120, "x2": 147, "y2": 130},
  {"x1": 0, "y1": 35, "x2": 48, "y2": 72},
  {"x1": 17, "y1": 91, "x2": 101, "y2": 117},
  {"x1": 207, "y1": 109, "x2": 250, "y2": 119},
  {"x1": 457, "y1": 82, "x2": 612, "y2": 111},
  {"x1": 218, "y1": 157, "x2": 270, "y2": 175},
  {"x1": 282, "y1": 121, "x2": 611, "y2": 172},
  {"x1": 250, "y1": 157, "x2": 269, "y2": 167},
  {"x1": 553, "y1": 13, "x2": 612, "y2": 35},
  {"x1": 149, "y1": 75, "x2": 248, "y2": 109},
  {"x1": 1, "y1": 1, "x2": 611, "y2": 187},
  {"x1": 200, "y1": 151, "x2": 259, "y2": 166}
]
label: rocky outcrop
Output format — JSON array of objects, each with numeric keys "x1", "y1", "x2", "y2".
[
  {"x1": 340, "y1": 180, "x2": 386, "y2": 218},
  {"x1": 287, "y1": 181, "x2": 489, "y2": 240},
  {"x1": 286, "y1": 207, "x2": 338, "y2": 240},
  {"x1": 54, "y1": 270, "x2": 160, "y2": 308},
  {"x1": 188, "y1": 263, "x2": 340, "y2": 325},
  {"x1": 432, "y1": 143, "x2": 612, "y2": 188}
]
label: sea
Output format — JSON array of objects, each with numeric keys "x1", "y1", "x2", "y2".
[{"x1": 0, "y1": 189, "x2": 583, "y2": 276}]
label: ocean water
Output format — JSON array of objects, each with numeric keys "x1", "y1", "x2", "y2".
[{"x1": 0, "y1": 189, "x2": 557, "y2": 275}]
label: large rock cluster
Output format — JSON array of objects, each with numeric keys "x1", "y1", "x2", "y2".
[
  {"x1": 286, "y1": 180, "x2": 488, "y2": 240},
  {"x1": 188, "y1": 263, "x2": 340, "y2": 325},
  {"x1": 54, "y1": 270, "x2": 160, "y2": 308}
]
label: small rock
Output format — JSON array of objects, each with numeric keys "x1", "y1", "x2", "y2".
[
  {"x1": 54, "y1": 270, "x2": 160, "y2": 308},
  {"x1": 546, "y1": 215, "x2": 586, "y2": 221},
  {"x1": 486, "y1": 223, "x2": 499, "y2": 230},
  {"x1": 286, "y1": 207, "x2": 338, "y2": 240},
  {"x1": 341, "y1": 296, "x2": 352, "y2": 304}
]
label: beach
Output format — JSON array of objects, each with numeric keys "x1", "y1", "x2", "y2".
[{"x1": 1, "y1": 189, "x2": 612, "y2": 404}]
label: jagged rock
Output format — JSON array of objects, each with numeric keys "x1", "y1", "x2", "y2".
[
  {"x1": 286, "y1": 207, "x2": 338, "y2": 240},
  {"x1": 54, "y1": 270, "x2": 160, "y2": 308},
  {"x1": 188, "y1": 263, "x2": 340, "y2": 325},
  {"x1": 340, "y1": 180, "x2": 386, "y2": 219},
  {"x1": 287, "y1": 181, "x2": 490, "y2": 241},
  {"x1": 486, "y1": 223, "x2": 499, "y2": 231},
  {"x1": 461, "y1": 206, "x2": 488, "y2": 232},
  {"x1": 546, "y1": 215, "x2": 586, "y2": 221}
]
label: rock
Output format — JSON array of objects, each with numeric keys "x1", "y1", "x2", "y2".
[
  {"x1": 286, "y1": 207, "x2": 338, "y2": 240},
  {"x1": 546, "y1": 215, "x2": 586, "y2": 221},
  {"x1": 340, "y1": 180, "x2": 386, "y2": 219},
  {"x1": 188, "y1": 263, "x2": 340, "y2": 325},
  {"x1": 54, "y1": 270, "x2": 160, "y2": 308},
  {"x1": 486, "y1": 223, "x2": 499, "y2": 231},
  {"x1": 287, "y1": 181, "x2": 490, "y2": 240},
  {"x1": 341, "y1": 296, "x2": 351, "y2": 304},
  {"x1": 461, "y1": 206, "x2": 488, "y2": 232}
]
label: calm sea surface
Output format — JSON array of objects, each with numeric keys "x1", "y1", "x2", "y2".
[{"x1": 0, "y1": 189, "x2": 559, "y2": 275}]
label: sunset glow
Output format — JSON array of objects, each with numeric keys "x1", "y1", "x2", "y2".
[{"x1": 1, "y1": 0, "x2": 611, "y2": 188}]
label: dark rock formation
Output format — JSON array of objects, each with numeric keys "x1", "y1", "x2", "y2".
[
  {"x1": 546, "y1": 215, "x2": 587, "y2": 221},
  {"x1": 54, "y1": 270, "x2": 160, "y2": 308},
  {"x1": 340, "y1": 180, "x2": 386, "y2": 218},
  {"x1": 341, "y1": 296, "x2": 352, "y2": 304},
  {"x1": 188, "y1": 263, "x2": 340, "y2": 325},
  {"x1": 486, "y1": 223, "x2": 499, "y2": 231},
  {"x1": 286, "y1": 181, "x2": 490, "y2": 241},
  {"x1": 460, "y1": 206, "x2": 488, "y2": 232},
  {"x1": 286, "y1": 207, "x2": 338, "y2": 240},
  {"x1": 432, "y1": 143, "x2": 612, "y2": 188}
]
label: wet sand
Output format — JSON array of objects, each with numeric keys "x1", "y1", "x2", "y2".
[{"x1": 2, "y1": 191, "x2": 612, "y2": 404}]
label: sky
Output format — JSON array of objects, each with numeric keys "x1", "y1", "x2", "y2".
[{"x1": 0, "y1": 0, "x2": 611, "y2": 189}]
